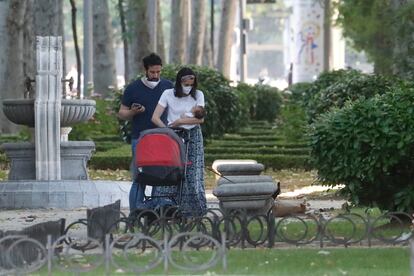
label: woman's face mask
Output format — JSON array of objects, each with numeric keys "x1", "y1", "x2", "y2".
[{"x1": 182, "y1": 85, "x2": 192, "y2": 94}]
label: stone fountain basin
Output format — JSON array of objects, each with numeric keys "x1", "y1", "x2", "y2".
[{"x1": 2, "y1": 99, "x2": 96, "y2": 127}]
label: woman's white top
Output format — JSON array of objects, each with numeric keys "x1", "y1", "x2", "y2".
[{"x1": 158, "y1": 88, "x2": 205, "y2": 129}]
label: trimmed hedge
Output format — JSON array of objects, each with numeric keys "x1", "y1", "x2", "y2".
[
  {"x1": 236, "y1": 129, "x2": 278, "y2": 135},
  {"x1": 205, "y1": 147, "x2": 310, "y2": 155},
  {"x1": 221, "y1": 135, "x2": 284, "y2": 142},
  {"x1": 90, "y1": 155, "x2": 130, "y2": 170},
  {"x1": 95, "y1": 141, "x2": 126, "y2": 152},
  {"x1": 207, "y1": 141, "x2": 309, "y2": 148}
]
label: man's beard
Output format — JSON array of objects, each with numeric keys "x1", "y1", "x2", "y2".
[{"x1": 146, "y1": 75, "x2": 159, "y2": 82}]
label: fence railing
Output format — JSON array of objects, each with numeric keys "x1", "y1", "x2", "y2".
[{"x1": 0, "y1": 207, "x2": 412, "y2": 274}]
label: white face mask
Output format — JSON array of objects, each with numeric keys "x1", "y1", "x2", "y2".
[
  {"x1": 142, "y1": 77, "x2": 160, "y2": 89},
  {"x1": 147, "y1": 80, "x2": 160, "y2": 88},
  {"x1": 182, "y1": 86, "x2": 192, "y2": 95}
]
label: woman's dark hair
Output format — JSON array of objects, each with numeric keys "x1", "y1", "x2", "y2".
[
  {"x1": 174, "y1": 67, "x2": 198, "y2": 99},
  {"x1": 142, "y1": 53, "x2": 162, "y2": 70}
]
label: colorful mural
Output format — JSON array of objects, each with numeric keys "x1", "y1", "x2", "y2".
[{"x1": 288, "y1": 0, "x2": 324, "y2": 83}]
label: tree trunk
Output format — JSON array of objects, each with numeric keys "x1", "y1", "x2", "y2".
[
  {"x1": 93, "y1": 0, "x2": 117, "y2": 97},
  {"x1": 217, "y1": 0, "x2": 237, "y2": 78},
  {"x1": 126, "y1": 0, "x2": 151, "y2": 81},
  {"x1": 118, "y1": 0, "x2": 129, "y2": 83},
  {"x1": 202, "y1": 20, "x2": 213, "y2": 67},
  {"x1": 169, "y1": 0, "x2": 187, "y2": 64},
  {"x1": 156, "y1": 0, "x2": 165, "y2": 62},
  {"x1": 390, "y1": 0, "x2": 414, "y2": 79},
  {"x1": 189, "y1": 0, "x2": 207, "y2": 65},
  {"x1": 0, "y1": 0, "x2": 12, "y2": 133},
  {"x1": 23, "y1": 0, "x2": 35, "y2": 84},
  {"x1": 0, "y1": 0, "x2": 27, "y2": 133}
]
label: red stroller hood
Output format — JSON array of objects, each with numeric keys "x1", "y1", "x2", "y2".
[{"x1": 135, "y1": 128, "x2": 186, "y2": 168}]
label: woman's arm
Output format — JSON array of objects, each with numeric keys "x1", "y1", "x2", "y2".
[
  {"x1": 151, "y1": 104, "x2": 167, "y2": 127},
  {"x1": 169, "y1": 117, "x2": 204, "y2": 128}
]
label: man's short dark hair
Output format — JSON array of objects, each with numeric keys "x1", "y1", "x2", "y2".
[{"x1": 142, "y1": 53, "x2": 162, "y2": 70}]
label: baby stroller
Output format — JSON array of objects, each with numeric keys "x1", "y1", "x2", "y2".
[{"x1": 132, "y1": 127, "x2": 190, "y2": 221}]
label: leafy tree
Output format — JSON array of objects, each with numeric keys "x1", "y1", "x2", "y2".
[
  {"x1": 335, "y1": 0, "x2": 394, "y2": 74},
  {"x1": 336, "y1": 0, "x2": 414, "y2": 79}
]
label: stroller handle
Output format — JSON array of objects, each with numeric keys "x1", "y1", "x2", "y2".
[
  {"x1": 168, "y1": 126, "x2": 187, "y2": 131},
  {"x1": 168, "y1": 127, "x2": 190, "y2": 143}
]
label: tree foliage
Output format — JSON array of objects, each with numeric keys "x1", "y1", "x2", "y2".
[{"x1": 336, "y1": 0, "x2": 414, "y2": 78}]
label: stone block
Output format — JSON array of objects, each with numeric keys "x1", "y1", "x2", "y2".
[
  {"x1": 65, "y1": 192, "x2": 83, "y2": 208},
  {"x1": 219, "y1": 197, "x2": 274, "y2": 212},
  {"x1": 48, "y1": 192, "x2": 66, "y2": 208},
  {"x1": 213, "y1": 182, "x2": 277, "y2": 197},
  {"x1": 0, "y1": 180, "x2": 131, "y2": 209},
  {"x1": 2, "y1": 141, "x2": 95, "y2": 181},
  {"x1": 211, "y1": 159, "x2": 258, "y2": 179},
  {"x1": 213, "y1": 173, "x2": 278, "y2": 215},
  {"x1": 14, "y1": 191, "x2": 33, "y2": 208},
  {"x1": 215, "y1": 162, "x2": 265, "y2": 176}
]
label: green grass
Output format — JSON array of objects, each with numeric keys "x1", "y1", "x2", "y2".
[{"x1": 34, "y1": 247, "x2": 409, "y2": 275}]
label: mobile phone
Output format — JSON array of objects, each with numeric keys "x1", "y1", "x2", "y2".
[{"x1": 132, "y1": 103, "x2": 142, "y2": 109}]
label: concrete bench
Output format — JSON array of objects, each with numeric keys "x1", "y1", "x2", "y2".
[{"x1": 212, "y1": 160, "x2": 278, "y2": 215}]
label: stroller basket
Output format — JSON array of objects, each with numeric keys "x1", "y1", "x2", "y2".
[{"x1": 135, "y1": 128, "x2": 186, "y2": 186}]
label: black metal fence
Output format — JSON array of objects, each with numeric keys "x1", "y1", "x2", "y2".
[{"x1": 0, "y1": 206, "x2": 412, "y2": 275}]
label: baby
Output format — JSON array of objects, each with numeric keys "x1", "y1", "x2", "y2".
[{"x1": 181, "y1": 105, "x2": 206, "y2": 119}]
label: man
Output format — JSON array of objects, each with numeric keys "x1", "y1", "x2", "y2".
[{"x1": 118, "y1": 53, "x2": 173, "y2": 211}]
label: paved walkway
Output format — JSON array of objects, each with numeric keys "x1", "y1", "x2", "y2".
[{"x1": 0, "y1": 186, "x2": 345, "y2": 231}]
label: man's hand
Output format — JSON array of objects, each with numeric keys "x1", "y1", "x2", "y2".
[{"x1": 131, "y1": 104, "x2": 145, "y2": 114}]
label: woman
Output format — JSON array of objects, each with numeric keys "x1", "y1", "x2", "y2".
[{"x1": 151, "y1": 67, "x2": 207, "y2": 217}]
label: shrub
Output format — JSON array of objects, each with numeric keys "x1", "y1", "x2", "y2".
[
  {"x1": 255, "y1": 84, "x2": 283, "y2": 122},
  {"x1": 111, "y1": 88, "x2": 132, "y2": 143},
  {"x1": 303, "y1": 69, "x2": 361, "y2": 121},
  {"x1": 310, "y1": 85, "x2": 414, "y2": 212},
  {"x1": 233, "y1": 83, "x2": 283, "y2": 123},
  {"x1": 284, "y1": 82, "x2": 312, "y2": 104},
  {"x1": 233, "y1": 82, "x2": 258, "y2": 123},
  {"x1": 70, "y1": 98, "x2": 120, "y2": 141},
  {"x1": 306, "y1": 73, "x2": 400, "y2": 122},
  {"x1": 278, "y1": 102, "x2": 307, "y2": 142}
]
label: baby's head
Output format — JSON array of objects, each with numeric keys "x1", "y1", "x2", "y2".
[{"x1": 191, "y1": 106, "x2": 206, "y2": 119}]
